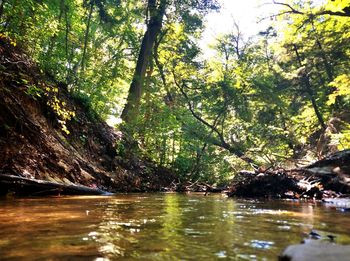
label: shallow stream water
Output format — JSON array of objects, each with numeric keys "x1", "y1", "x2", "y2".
[{"x1": 0, "y1": 193, "x2": 349, "y2": 260}]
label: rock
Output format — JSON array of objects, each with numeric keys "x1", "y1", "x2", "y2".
[{"x1": 279, "y1": 240, "x2": 350, "y2": 261}]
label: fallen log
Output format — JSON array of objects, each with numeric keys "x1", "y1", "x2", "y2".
[
  {"x1": 304, "y1": 149, "x2": 350, "y2": 178},
  {"x1": 228, "y1": 149, "x2": 350, "y2": 198},
  {"x1": 0, "y1": 174, "x2": 112, "y2": 196},
  {"x1": 306, "y1": 149, "x2": 350, "y2": 172}
]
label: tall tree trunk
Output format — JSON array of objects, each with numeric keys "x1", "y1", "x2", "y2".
[
  {"x1": 293, "y1": 44, "x2": 326, "y2": 130},
  {"x1": 310, "y1": 21, "x2": 334, "y2": 82},
  {"x1": 64, "y1": 6, "x2": 70, "y2": 59},
  {"x1": 172, "y1": 131, "x2": 176, "y2": 165},
  {"x1": 160, "y1": 135, "x2": 167, "y2": 166},
  {"x1": 81, "y1": 1, "x2": 94, "y2": 73},
  {"x1": 45, "y1": 0, "x2": 66, "y2": 60},
  {"x1": 138, "y1": 56, "x2": 153, "y2": 145},
  {"x1": 121, "y1": 0, "x2": 166, "y2": 124},
  {"x1": 304, "y1": 76, "x2": 327, "y2": 130},
  {"x1": 315, "y1": 38, "x2": 334, "y2": 81},
  {"x1": 191, "y1": 143, "x2": 207, "y2": 178},
  {"x1": 0, "y1": 0, "x2": 6, "y2": 20},
  {"x1": 154, "y1": 30, "x2": 174, "y2": 104}
]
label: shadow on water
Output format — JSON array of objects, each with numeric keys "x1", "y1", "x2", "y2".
[{"x1": 0, "y1": 194, "x2": 350, "y2": 260}]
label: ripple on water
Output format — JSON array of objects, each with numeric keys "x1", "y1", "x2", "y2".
[
  {"x1": 250, "y1": 209, "x2": 289, "y2": 215},
  {"x1": 236, "y1": 254, "x2": 257, "y2": 260},
  {"x1": 1, "y1": 195, "x2": 350, "y2": 261},
  {"x1": 215, "y1": 250, "x2": 227, "y2": 258},
  {"x1": 277, "y1": 225, "x2": 291, "y2": 230},
  {"x1": 246, "y1": 240, "x2": 275, "y2": 249}
]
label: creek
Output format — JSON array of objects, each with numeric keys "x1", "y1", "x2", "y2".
[{"x1": 0, "y1": 194, "x2": 349, "y2": 260}]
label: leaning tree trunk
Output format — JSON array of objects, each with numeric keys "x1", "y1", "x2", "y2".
[
  {"x1": 81, "y1": 1, "x2": 94, "y2": 73},
  {"x1": 293, "y1": 44, "x2": 326, "y2": 130},
  {"x1": 0, "y1": 0, "x2": 6, "y2": 20},
  {"x1": 121, "y1": 0, "x2": 166, "y2": 124}
]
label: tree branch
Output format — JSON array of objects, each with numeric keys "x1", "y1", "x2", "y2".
[
  {"x1": 269, "y1": 0, "x2": 350, "y2": 20},
  {"x1": 319, "y1": 9, "x2": 350, "y2": 17},
  {"x1": 172, "y1": 72, "x2": 255, "y2": 162},
  {"x1": 272, "y1": 0, "x2": 304, "y2": 15}
]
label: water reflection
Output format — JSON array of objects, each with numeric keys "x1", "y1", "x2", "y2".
[{"x1": 0, "y1": 195, "x2": 349, "y2": 260}]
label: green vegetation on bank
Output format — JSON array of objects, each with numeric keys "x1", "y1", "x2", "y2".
[{"x1": 1, "y1": 0, "x2": 349, "y2": 186}]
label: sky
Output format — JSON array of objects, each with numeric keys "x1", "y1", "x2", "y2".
[
  {"x1": 200, "y1": 0, "x2": 280, "y2": 54},
  {"x1": 202, "y1": 0, "x2": 327, "y2": 46}
]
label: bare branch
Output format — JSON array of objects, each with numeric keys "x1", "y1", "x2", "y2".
[
  {"x1": 270, "y1": 0, "x2": 350, "y2": 19},
  {"x1": 171, "y1": 71, "x2": 256, "y2": 162},
  {"x1": 319, "y1": 10, "x2": 350, "y2": 18},
  {"x1": 272, "y1": 0, "x2": 304, "y2": 15}
]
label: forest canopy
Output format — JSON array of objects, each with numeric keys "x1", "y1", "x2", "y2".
[{"x1": 1, "y1": 0, "x2": 349, "y2": 185}]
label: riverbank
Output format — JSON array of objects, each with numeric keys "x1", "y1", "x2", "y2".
[
  {"x1": 0, "y1": 35, "x2": 175, "y2": 196},
  {"x1": 1, "y1": 34, "x2": 350, "y2": 200}
]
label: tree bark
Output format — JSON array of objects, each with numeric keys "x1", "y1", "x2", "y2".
[
  {"x1": 65, "y1": 6, "x2": 70, "y2": 58},
  {"x1": 272, "y1": 1, "x2": 350, "y2": 18},
  {"x1": 121, "y1": 0, "x2": 166, "y2": 124},
  {"x1": 81, "y1": 1, "x2": 94, "y2": 73},
  {"x1": 0, "y1": 0, "x2": 6, "y2": 20},
  {"x1": 293, "y1": 44, "x2": 326, "y2": 130},
  {"x1": 154, "y1": 30, "x2": 174, "y2": 104},
  {"x1": 173, "y1": 76, "x2": 256, "y2": 164}
]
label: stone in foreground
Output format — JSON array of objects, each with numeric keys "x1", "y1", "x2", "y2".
[{"x1": 279, "y1": 240, "x2": 350, "y2": 261}]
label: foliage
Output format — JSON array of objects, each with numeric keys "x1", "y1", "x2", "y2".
[
  {"x1": 328, "y1": 74, "x2": 350, "y2": 106},
  {"x1": 25, "y1": 84, "x2": 43, "y2": 99},
  {"x1": 2, "y1": 0, "x2": 350, "y2": 184}
]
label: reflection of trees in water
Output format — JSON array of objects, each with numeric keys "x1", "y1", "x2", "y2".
[
  {"x1": 94, "y1": 198, "x2": 144, "y2": 258},
  {"x1": 92, "y1": 195, "x2": 184, "y2": 259},
  {"x1": 83, "y1": 195, "x2": 350, "y2": 260},
  {"x1": 161, "y1": 194, "x2": 241, "y2": 259},
  {"x1": 160, "y1": 194, "x2": 183, "y2": 253},
  {"x1": 301, "y1": 204, "x2": 315, "y2": 229}
]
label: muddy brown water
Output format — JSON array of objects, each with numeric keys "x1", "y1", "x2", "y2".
[{"x1": 0, "y1": 194, "x2": 349, "y2": 260}]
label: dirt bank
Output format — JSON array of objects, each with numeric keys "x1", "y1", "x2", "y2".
[{"x1": 0, "y1": 36, "x2": 175, "y2": 196}]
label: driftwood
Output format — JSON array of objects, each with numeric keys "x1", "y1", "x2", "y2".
[
  {"x1": 0, "y1": 174, "x2": 112, "y2": 196},
  {"x1": 167, "y1": 179, "x2": 227, "y2": 193},
  {"x1": 305, "y1": 149, "x2": 350, "y2": 174},
  {"x1": 228, "y1": 149, "x2": 350, "y2": 199}
]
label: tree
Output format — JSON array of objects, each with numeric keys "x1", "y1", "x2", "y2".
[
  {"x1": 121, "y1": 0, "x2": 166, "y2": 124},
  {"x1": 121, "y1": 0, "x2": 220, "y2": 124}
]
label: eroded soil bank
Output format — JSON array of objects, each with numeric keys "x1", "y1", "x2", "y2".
[{"x1": 0, "y1": 36, "x2": 174, "y2": 196}]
